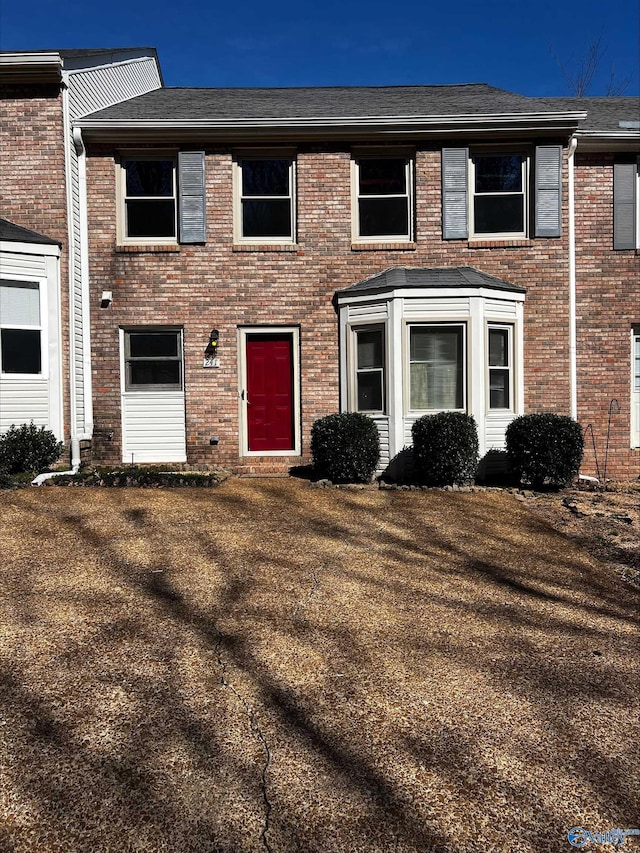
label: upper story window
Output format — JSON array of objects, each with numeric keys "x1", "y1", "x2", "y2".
[
  {"x1": 353, "y1": 156, "x2": 413, "y2": 241},
  {"x1": 236, "y1": 157, "x2": 295, "y2": 243},
  {"x1": 120, "y1": 156, "x2": 177, "y2": 243},
  {"x1": 354, "y1": 325, "x2": 385, "y2": 413},
  {"x1": 0, "y1": 280, "x2": 42, "y2": 375},
  {"x1": 409, "y1": 325, "x2": 465, "y2": 412},
  {"x1": 124, "y1": 329, "x2": 183, "y2": 391},
  {"x1": 470, "y1": 154, "x2": 527, "y2": 237}
]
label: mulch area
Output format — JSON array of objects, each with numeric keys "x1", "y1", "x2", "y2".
[{"x1": 1, "y1": 478, "x2": 638, "y2": 853}]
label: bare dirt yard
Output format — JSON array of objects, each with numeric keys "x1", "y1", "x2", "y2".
[{"x1": 0, "y1": 478, "x2": 638, "y2": 853}]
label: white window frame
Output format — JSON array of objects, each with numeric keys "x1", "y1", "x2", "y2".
[
  {"x1": 233, "y1": 154, "x2": 296, "y2": 244},
  {"x1": 0, "y1": 276, "x2": 48, "y2": 379},
  {"x1": 350, "y1": 323, "x2": 386, "y2": 414},
  {"x1": 351, "y1": 154, "x2": 413, "y2": 243},
  {"x1": 636, "y1": 157, "x2": 640, "y2": 249},
  {"x1": 487, "y1": 324, "x2": 514, "y2": 412},
  {"x1": 469, "y1": 151, "x2": 529, "y2": 240},
  {"x1": 632, "y1": 327, "x2": 640, "y2": 449},
  {"x1": 122, "y1": 328, "x2": 183, "y2": 392},
  {"x1": 117, "y1": 152, "x2": 178, "y2": 245},
  {"x1": 405, "y1": 323, "x2": 467, "y2": 415}
]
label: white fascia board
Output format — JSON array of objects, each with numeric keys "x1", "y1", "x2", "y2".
[
  {"x1": 0, "y1": 52, "x2": 62, "y2": 69},
  {"x1": 336, "y1": 287, "x2": 526, "y2": 305},
  {"x1": 0, "y1": 240, "x2": 61, "y2": 258},
  {"x1": 574, "y1": 130, "x2": 640, "y2": 152},
  {"x1": 77, "y1": 110, "x2": 587, "y2": 133}
]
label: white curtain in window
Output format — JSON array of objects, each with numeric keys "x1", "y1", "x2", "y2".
[{"x1": 0, "y1": 281, "x2": 40, "y2": 327}]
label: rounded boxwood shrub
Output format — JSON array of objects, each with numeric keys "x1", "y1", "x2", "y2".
[
  {"x1": 411, "y1": 412, "x2": 479, "y2": 486},
  {"x1": 0, "y1": 422, "x2": 64, "y2": 475},
  {"x1": 310, "y1": 412, "x2": 380, "y2": 484},
  {"x1": 505, "y1": 413, "x2": 584, "y2": 489}
]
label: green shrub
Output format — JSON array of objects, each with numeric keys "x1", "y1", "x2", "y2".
[
  {"x1": 0, "y1": 422, "x2": 64, "y2": 474},
  {"x1": 311, "y1": 412, "x2": 380, "y2": 483},
  {"x1": 411, "y1": 412, "x2": 479, "y2": 486},
  {"x1": 47, "y1": 466, "x2": 226, "y2": 488},
  {"x1": 506, "y1": 413, "x2": 584, "y2": 489}
]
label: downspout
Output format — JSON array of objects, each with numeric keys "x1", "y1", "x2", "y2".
[
  {"x1": 568, "y1": 134, "x2": 578, "y2": 420},
  {"x1": 33, "y1": 80, "x2": 80, "y2": 485}
]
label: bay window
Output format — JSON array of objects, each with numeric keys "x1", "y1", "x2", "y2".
[
  {"x1": 488, "y1": 325, "x2": 513, "y2": 410},
  {"x1": 409, "y1": 325, "x2": 464, "y2": 411},
  {"x1": 354, "y1": 326, "x2": 385, "y2": 412}
]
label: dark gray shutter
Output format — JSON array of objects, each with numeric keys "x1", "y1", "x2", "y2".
[
  {"x1": 178, "y1": 151, "x2": 206, "y2": 243},
  {"x1": 535, "y1": 145, "x2": 562, "y2": 237},
  {"x1": 613, "y1": 161, "x2": 637, "y2": 250},
  {"x1": 442, "y1": 148, "x2": 469, "y2": 239}
]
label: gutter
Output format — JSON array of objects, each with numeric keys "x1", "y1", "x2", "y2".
[{"x1": 568, "y1": 134, "x2": 578, "y2": 421}]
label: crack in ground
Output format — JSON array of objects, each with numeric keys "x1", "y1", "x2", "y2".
[
  {"x1": 291, "y1": 564, "x2": 322, "y2": 627},
  {"x1": 213, "y1": 635, "x2": 274, "y2": 853}
]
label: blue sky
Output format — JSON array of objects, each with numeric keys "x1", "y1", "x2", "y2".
[{"x1": 1, "y1": 0, "x2": 639, "y2": 96}]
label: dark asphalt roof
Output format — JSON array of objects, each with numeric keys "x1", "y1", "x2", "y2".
[
  {"x1": 544, "y1": 96, "x2": 640, "y2": 132},
  {"x1": 0, "y1": 218, "x2": 60, "y2": 245},
  {"x1": 80, "y1": 84, "x2": 564, "y2": 122},
  {"x1": 340, "y1": 267, "x2": 526, "y2": 295}
]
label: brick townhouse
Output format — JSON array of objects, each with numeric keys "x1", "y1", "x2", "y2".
[{"x1": 1, "y1": 49, "x2": 639, "y2": 479}]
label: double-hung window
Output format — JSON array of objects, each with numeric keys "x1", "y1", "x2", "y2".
[
  {"x1": 124, "y1": 330, "x2": 183, "y2": 391},
  {"x1": 236, "y1": 157, "x2": 295, "y2": 242},
  {"x1": 120, "y1": 156, "x2": 177, "y2": 243},
  {"x1": 354, "y1": 156, "x2": 412, "y2": 241},
  {"x1": 632, "y1": 328, "x2": 640, "y2": 448},
  {"x1": 0, "y1": 280, "x2": 42, "y2": 375},
  {"x1": 488, "y1": 325, "x2": 513, "y2": 410},
  {"x1": 409, "y1": 325, "x2": 464, "y2": 411},
  {"x1": 354, "y1": 326, "x2": 385, "y2": 412},
  {"x1": 470, "y1": 154, "x2": 527, "y2": 237}
]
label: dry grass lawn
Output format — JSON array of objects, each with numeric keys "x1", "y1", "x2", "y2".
[{"x1": 0, "y1": 478, "x2": 638, "y2": 853}]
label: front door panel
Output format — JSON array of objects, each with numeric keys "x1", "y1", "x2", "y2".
[{"x1": 246, "y1": 334, "x2": 294, "y2": 452}]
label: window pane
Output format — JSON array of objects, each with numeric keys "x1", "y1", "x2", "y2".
[
  {"x1": 125, "y1": 160, "x2": 174, "y2": 197},
  {"x1": 1, "y1": 329, "x2": 41, "y2": 374},
  {"x1": 357, "y1": 371, "x2": 383, "y2": 411},
  {"x1": 357, "y1": 329, "x2": 383, "y2": 369},
  {"x1": 0, "y1": 281, "x2": 40, "y2": 326},
  {"x1": 129, "y1": 361, "x2": 181, "y2": 386},
  {"x1": 126, "y1": 200, "x2": 176, "y2": 238},
  {"x1": 358, "y1": 159, "x2": 406, "y2": 195},
  {"x1": 489, "y1": 369, "x2": 510, "y2": 409},
  {"x1": 242, "y1": 160, "x2": 290, "y2": 196},
  {"x1": 129, "y1": 333, "x2": 179, "y2": 359},
  {"x1": 474, "y1": 195, "x2": 524, "y2": 234},
  {"x1": 410, "y1": 327, "x2": 463, "y2": 410},
  {"x1": 489, "y1": 328, "x2": 509, "y2": 367},
  {"x1": 359, "y1": 198, "x2": 408, "y2": 237},
  {"x1": 474, "y1": 155, "x2": 523, "y2": 193},
  {"x1": 242, "y1": 199, "x2": 292, "y2": 238}
]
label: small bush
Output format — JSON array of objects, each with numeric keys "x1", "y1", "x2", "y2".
[
  {"x1": 47, "y1": 466, "x2": 226, "y2": 488},
  {"x1": 506, "y1": 413, "x2": 584, "y2": 489},
  {"x1": 311, "y1": 412, "x2": 380, "y2": 484},
  {"x1": 412, "y1": 412, "x2": 479, "y2": 486},
  {"x1": 0, "y1": 422, "x2": 64, "y2": 474}
]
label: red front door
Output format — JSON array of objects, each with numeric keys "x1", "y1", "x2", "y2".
[{"x1": 246, "y1": 334, "x2": 294, "y2": 452}]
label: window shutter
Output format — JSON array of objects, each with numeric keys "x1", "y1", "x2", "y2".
[
  {"x1": 613, "y1": 161, "x2": 637, "y2": 250},
  {"x1": 535, "y1": 145, "x2": 562, "y2": 237},
  {"x1": 178, "y1": 151, "x2": 206, "y2": 244},
  {"x1": 442, "y1": 148, "x2": 469, "y2": 239}
]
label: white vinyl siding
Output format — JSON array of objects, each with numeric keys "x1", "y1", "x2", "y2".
[
  {"x1": 121, "y1": 392, "x2": 187, "y2": 464},
  {"x1": 119, "y1": 328, "x2": 186, "y2": 463},
  {"x1": 0, "y1": 380, "x2": 49, "y2": 433}
]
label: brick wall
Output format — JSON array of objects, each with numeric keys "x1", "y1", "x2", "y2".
[
  {"x1": 0, "y1": 84, "x2": 70, "y2": 446},
  {"x1": 574, "y1": 153, "x2": 640, "y2": 479},
  {"x1": 85, "y1": 141, "x2": 635, "y2": 478}
]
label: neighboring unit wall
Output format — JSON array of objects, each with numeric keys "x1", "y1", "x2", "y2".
[
  {"x1": 86, "y1": 142, "x2": 573, "y2": 472},
  {"x1": 64, "y1": 57, "x2": 162, "y2": 443},
  {"x1": 574, "y1": 152, "x2": 640, "y2": 479},
  {"x1": 0, "y1": 82, "x2": 70, "y2": 441}
]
